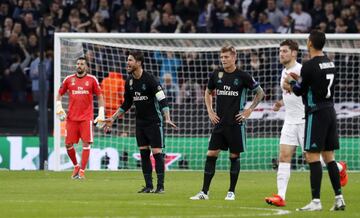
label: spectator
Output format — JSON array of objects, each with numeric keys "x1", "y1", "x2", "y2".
[
  {"x1": 153, "y1": 12, "x2": 177, "y2": 33},
  {"x1": 49, "y1": 2, "x2": 64, "y2": 27},
  {"x1": 210, "y1": 0, "x2": 236, "y2": 33},
  {"x1": 0, "y1": 2, "x2": 10, "y2": 24},
  {"x1": 277, "y1": 15, "x2": 293, "y2": 33},
  {"x1": 196, "y1": 2, "x2": 210, "y2": 33},
  {"x1": 29, "y1": 51, "x2": 52, "y2": 106},
  {"x1": 180, "y1": 20, "x2": 196, "y2": 33},
  {"x1": 151, "y1": 2, "x2": 183, "y2": 32},
  {"x1": 310, "y1": 0, "x2": 325, "y2": 29},
  {"x1": 179, "y1": 79, "x2": 202, "y2": 104},
  {"x1": 175, "y1": 0, "x2": 199, "y2": 24},
  {"x1": 242, "y1": 19, "x2": 255, "y2": 33},
  {"x1": 340, "y1": 8, "x2": 357, "y2": 33},
  {"x1": 324, "y1": 2, "x2": 336, "y2": 33},
  {"x1": 101, "y1": 71, "x2": 125, "y2": 117},
  {"x1": 12, "y1": 22, "x2": 24, "y2": 37},
  {"x1": 265, "y1": 0, "x2": 284, "y2": 30},
  {"x1": 254, "y1": 12, "x2": 275, "y2": 33},
  {"x1": 247, "y1": 0, "x2": 267, "y2": 20},
  {"x1": 162, "y1": 73, "x2": 179, "y2": 105},
  {"x1": 3, "y1": 17, "x2": 13, "y2": 38},
  {"x1": 115, "y1": 0, "x2": 138, "y2": 32},
  {"x1": 154, "y1": 50, "x2": 181, "y2": 86},
  {"x1": 279, "y1": 0, "x2": 293, "y2": 16},
  {"x1": 290, "y1": 1, "x2": 312, "y2": 33},
  {"x1": 5, "y1": 40, "x2": 31, "y2": 103},
  {"x1": 137, "y1": 0, "x2": 159, "y2": 33}
]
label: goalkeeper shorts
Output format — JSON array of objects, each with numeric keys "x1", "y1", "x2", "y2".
[{"x1": 65, "y1": 120, "x2": 93, "y2": 145}]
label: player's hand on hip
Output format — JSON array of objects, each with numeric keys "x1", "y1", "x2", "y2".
[
  {"x1": 273, "y1": 100, "x2": 282, "y2": 112},
  {"x1": 165, "y1": 119, "x2": 178, "y2": 129},
  {"x1": 208, "y1": 110, "x2": 220, "y2": 125},
  {"x1": 236, "y1": 108, "x2": 252, "y2": 123}
]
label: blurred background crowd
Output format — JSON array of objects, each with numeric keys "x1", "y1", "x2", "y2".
[{"x1": 0, "y1": 0, "x2": 359, "y2": 135}]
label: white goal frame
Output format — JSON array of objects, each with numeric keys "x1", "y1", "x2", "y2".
[{"x1": 53, "y1": 33, "x2": 360, "y2": 171}]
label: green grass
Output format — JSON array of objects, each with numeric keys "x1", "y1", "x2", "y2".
[{"x1": 0, "y1": 171, "x2": 359, "y2": 218}]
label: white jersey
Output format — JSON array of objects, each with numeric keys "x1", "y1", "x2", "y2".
[{"x1": 280, "y1": 62, "x2": 305, "y2": 124}]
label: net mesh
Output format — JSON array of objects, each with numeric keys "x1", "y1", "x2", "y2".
[{"x1": 56, "y1": 35, "x2": 360, "y2": 171}]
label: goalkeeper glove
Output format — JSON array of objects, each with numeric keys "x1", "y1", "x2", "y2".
[
  {"x1": 56, "y1": 101, "x2": 66, "y2": 121},
  {"x1": 94, "y1": 106, "x2": 105, "y2": 129}
]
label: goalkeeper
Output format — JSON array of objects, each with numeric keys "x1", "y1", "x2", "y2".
[
  {"x1": 56, "y1": 57, "x2": 105, "y2": 179},
  {"x1": 104, "y1": 51, "x2": 177, "y2": 194}
]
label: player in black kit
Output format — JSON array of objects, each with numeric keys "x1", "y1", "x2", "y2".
[
  {"x1": 104, "y1": 51, "x2": 177, "y2": 194},
  {"x1": 190, "y1": 45, "x2": 264, "y2": 201},
  {"x1": 283, "y1": 30, "x2": 346, "y2": 211}
]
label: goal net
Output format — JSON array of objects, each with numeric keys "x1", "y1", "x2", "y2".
[{"x1": 53, "y1": 33, "x2": 360, "y2": 171}]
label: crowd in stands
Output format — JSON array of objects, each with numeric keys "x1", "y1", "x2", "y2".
[{"x1": 0, "y1": 0, "x2": 359, "y2": 108}]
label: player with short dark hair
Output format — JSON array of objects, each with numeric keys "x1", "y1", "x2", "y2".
[
  {"x1": 190, "y1": 45, "x2": 265, "y2": 200},
  {"x1": 104, "y1": 50, "x2": 177, "y2": 194},
  {"x1": 56, "y1": 57, "x2": 105, "y2": 179},
  {"x1": 266, "y1": 39, "x2": 347, "y2": 208},
  {"x1": 283, "y1": 30, "x2": 346, "y2": 211}
]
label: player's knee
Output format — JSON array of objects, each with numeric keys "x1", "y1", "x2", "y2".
[
  {"x1": 207, "y1": 150, "x2": 219, "y2": 157},
  {"x1": 152, "y1": 148, "x2": 162, "y2": 155},
  {"x1": 82, "y1": 143, "x2": 91, "y2": 149},
  {"x1": 230, "y1": 153, "x2": 240, "y2": 159},
  {"x1": 279, "y1": 155, "x2": 292, "y2": 163},
  {"x1": 66, "y1": 144, "x2": 73, "y2": 149}
]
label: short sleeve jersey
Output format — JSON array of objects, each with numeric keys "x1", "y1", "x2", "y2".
[
  {"x1": 207, "y1": 67, "x2": 259, "y2": 126},
  {"x1": 121, "y1": 71, "x2": 165, "y2": 126},
  {"x1": 280, "y1": 62, "x2": 305, "y2": 124},
  {"x1": 58, "y1": 74, "x2": 102, "y2": 121},
  {"x1": 297, "y1": 56, "x2": 336, "y2": 112}
]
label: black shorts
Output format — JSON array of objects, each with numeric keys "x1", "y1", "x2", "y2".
[
  {"x1": 208, "y1": 124, "x2": 246, "y2": 154},
  {"x1": 136, "y1": 123, "x2": 164, "y2": 148},
  {"x1": 304, "y1": 107, "x2": 339, "y2": 152}
]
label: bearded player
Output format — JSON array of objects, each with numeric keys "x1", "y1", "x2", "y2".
[{"x1": 56, "y1": 57, "x2": 105, "y2": 179}]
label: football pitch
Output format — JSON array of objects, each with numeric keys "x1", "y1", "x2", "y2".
[{"x1": 0, "y1": 171, "x2": 359, "y2": 218}]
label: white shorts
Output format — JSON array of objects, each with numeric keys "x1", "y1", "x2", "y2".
[{"x1": 279, "y1": 123, "x2": 305, "y2": 150}]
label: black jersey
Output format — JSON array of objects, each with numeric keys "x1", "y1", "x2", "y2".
[
  {"x1": 208, "y1": 67, "x2": 259, "y2": 126},
  {"x1": 292, "y1": 56, "x2": 336, "y2": 113},
  {"x1": 120, "y1": 71, "x2": 169, "y2": 126}
]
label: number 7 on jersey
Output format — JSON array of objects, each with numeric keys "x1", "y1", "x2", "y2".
[{"x1": 326, "y1": 74, "x2": 334, "y2": 98}]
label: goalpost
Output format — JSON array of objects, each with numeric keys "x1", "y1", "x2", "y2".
[{"x1": 53, "y1": 33, "x2": 360, "y2": 171}]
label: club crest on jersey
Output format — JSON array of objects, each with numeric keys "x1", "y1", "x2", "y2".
[
  {"x1": 85, "y1": 81, "x2": 89, "y2": 86},
  {"x1": 218, "y1": 72, "x2": 224, "y2": 79},
  {"x1": 129, "y1": 79, "x2": 133, "y2": 90},
  {"x1": 234, "y1": 78, "x2": 239, "y2": 86},
  {"x1": 71, "y1": 78, "x2": 76, "y2": 86},
  {"x1": 142, "y1": 84, "x2": 146, "y2": 91}
]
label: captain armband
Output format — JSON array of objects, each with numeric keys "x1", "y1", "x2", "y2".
[{"x1": 155, "y1": 90, "x2": 166, "y2": 101}]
